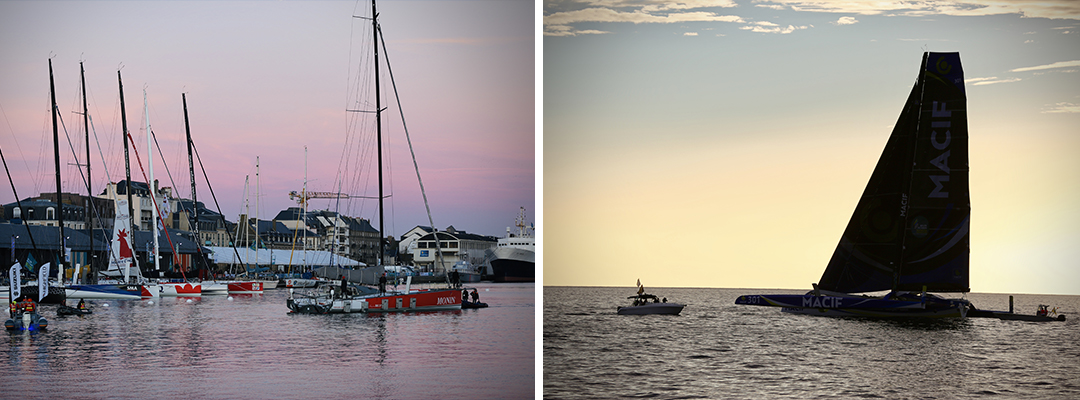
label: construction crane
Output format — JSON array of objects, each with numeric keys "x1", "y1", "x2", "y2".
[{"x1": 288, "y1": 190, "x2": 379, "y2": 205}]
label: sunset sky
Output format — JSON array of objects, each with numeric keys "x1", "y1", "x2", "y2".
[
  {"x1": 0, "y1": 0, "x2": 534, "y2": 239},
  {"x1": 544, "y1": 1, "x2": 1080, "y2": 295}
]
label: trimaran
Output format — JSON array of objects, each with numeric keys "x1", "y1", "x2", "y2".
[{"x1": 737, "y1": 52, "x2": 972, "y2": 318}]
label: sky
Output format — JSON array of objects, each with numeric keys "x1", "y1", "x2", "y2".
[
  {"x1": 0, "y1": 0, "x2": 534, "y2": 240},
  {"x1": 544, "y1": 0, "x2": 1080, "y2": 295}
]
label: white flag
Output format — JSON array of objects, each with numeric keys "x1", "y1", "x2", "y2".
[
  {"x1": 38, "y1": 262, "x2": 50, "y2": 302},
  {"x1": 9, "y1": 263, "x2": 20, "y2": 300}
]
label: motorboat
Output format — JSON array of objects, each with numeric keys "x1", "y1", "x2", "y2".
[{"x1": 617, "y1": 294, "x2": 684, "y2": 315}]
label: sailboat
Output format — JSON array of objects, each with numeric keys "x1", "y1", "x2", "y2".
[
  {"x1": 66, "y1": 69, "x2": 159, "y2": 300},
  {"x1": 735, "y1": 52, "x2": 971, "y2": 318},
  {"x1": 287, "y1": 0, "x2": 461, "y2": 314}
]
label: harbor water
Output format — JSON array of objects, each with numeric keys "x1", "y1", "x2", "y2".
[
  {"x1": 544, "y1": 286, "x2": 1080, "y2": 399},
  {"x1": 2, "y1": 282, "x2": 534, "y2": 399}
]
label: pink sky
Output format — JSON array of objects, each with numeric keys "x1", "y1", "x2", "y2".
[{"x1": 0, "y1": 1, "x2": 534, "y2": 238}]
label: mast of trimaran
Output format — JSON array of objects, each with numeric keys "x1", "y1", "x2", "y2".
[
  {"x1": 145, "y1": 89, "x2": 160, "y2": 275},
  {"x1": 367, "y1": 0, "x2": 444, "y2": 274},
  {"x1": 49, "y1": 59, "x2": 65, "y2": 279},
  {"x1": 372, "y1": 0, "x2": 385, "y2": 268},
  {"x1": 183, "y1": 93, "x2": 203, "y2": 277},
  {"x1": 80, "y1": 62, "x2": 94, "y2": 283},
  {"x1": 117, "y1": 70, "x2": 138, "y2": 283}
]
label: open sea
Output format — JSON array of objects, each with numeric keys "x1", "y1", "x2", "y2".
[
  {"x1": 544, "y1": 286, "x2": 1080, "y2": 399},
  {"x1": 2, "y1": 282, "x2": 534, "y2": 399}
]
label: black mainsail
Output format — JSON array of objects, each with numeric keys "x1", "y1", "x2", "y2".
[{"x1": 820, "y1": 52, "x2": 969, "y2": 294}]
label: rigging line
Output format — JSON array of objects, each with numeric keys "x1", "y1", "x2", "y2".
[
  {"x1": 122, "y1": 122, "x2": 183, "y2": 269},
  {"x1": 57, "y1": 106, "x2": 113, "y2": 252},
  {"x1": 87, "y1": 113, "x2": 113, "y2": 187},
  {"x1": 150, "y1": 129, "x2": 182, "y2": 202},
  {"x1": 0, "y1": 102, "x2": 40, "y2": 198},
  {"x1": 0, "y1": 144, "x2": 40, "y2": 254},
  {"x1": 378, "y1": 24, "x2": 444, "y2": 274},
  {"x1": 190, "y1": 138, "x2": 248, "y2": 278}
]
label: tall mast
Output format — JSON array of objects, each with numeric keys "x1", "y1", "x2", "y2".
[
  {"x1": 117, "y1": 71, "x2": 136, "y2": 282},
  {"x1": 373, "y1": 0, "x2": 384, "y2": 267},
  {"x1": 255, "y1": 155, "x2": 260, "y2": 273},
  {"x1": 81, "y1": 62, "x2": 93, "y2": 279},
  {"x1": 49, "y1": 59, "x2": 65, "y2": 273},
  {"x1": 183, "y1": 93, "x2": 201, "y2": 275},
  {"x1": 145, "y1": 89, "x2": 159, "y2": 272},
  {"x1": 118, "y1": 71, "x2": 135, "y2": 232}
]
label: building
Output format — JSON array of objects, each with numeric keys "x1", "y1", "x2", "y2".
[{"x1": 412, "y1": 226, "x2": 496, "y2": 271}]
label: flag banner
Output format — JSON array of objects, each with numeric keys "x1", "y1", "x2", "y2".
[
  {"x1": 38, "y1": 263, "x2": 50, "y2": 302},
  {"x1": 25, "y1": 253, "x2": 37, "y2": 273},
  {"x1": 9, "y1": 263, "x2": 21, "y2": 300}
]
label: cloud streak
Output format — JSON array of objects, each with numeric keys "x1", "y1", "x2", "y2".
[
  {"x1": 1010, "y1": 60, "x2": 1080, "y2": 72},
  {"x1": 755, "y1": 0, "x2": 1080, "y2": 20},
  {"x1": 544, "y1": 7, "x2": 745, "y2": 36},
  {"x1": 1042, "y1": 102, "x2": 1080, "y2": 113},
  {"x1": 968, "y1": 76, "x2": 1022, "y2": 85}
]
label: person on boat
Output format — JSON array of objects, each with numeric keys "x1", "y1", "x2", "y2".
[
  {"x1": 340, "y1": 276, "x2": 348, "y2": 299},
  {"x1": 378, "y1": 273, "x2": 387, "y2": 295},
  {"x1": 77, "y1": 299, "x2": 86, "y2": 310},
  {"x1": 23, "y1": 298, "x2": 35, "y2": 314},
  {"x1": 462, "y1": 289, "x2": 469, "y2": 303},
  {"x1": 9, "y1": 300, "x2": 16, "y2": 317},
  {"x1": 662, "y1": 298, "x2": 667, "y2": 303},
  {"x1": 470, "y1": 289, "x2": 479, "y2": 303}
]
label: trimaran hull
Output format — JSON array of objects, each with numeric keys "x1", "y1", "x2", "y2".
[
  {"x1": 288, "y1": 288, "x2": 461, "y2": 314},
  {"x1": 736, "y1": 294, "x2": 967, "y2": 318}
]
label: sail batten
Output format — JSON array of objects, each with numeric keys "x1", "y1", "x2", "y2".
[{"x1": 819, "y1": 52, "x2": 969, "y2": 294}]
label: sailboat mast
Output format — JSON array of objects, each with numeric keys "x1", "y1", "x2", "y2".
[
  {"x1": 183, "y1": 93, "x2": 201, "y2": 276},
  {"x1": 81, "y1": 62, "x2": 94, "y2": 279},
  {"x1": 118, "y1": 72, "x2": 136, "y2": 231},
  {"x1": 255, "y1": 156, "x2": 260, "y2": 273},
  {"x1": 893, "y1": 52, "x2": 930, "y2": 291},
  {"x1": 117, "y1": 71, "x2": 137, "y2": 282},
  {"x1": 49, "y1": 59, "x2": 65, "y2": 273},
  {"x1": 372, "y1": 0, "x2": 385, "y2": 267},
  {"x1": 145, "y1": 89, "x2": 159, "y2": 272}
]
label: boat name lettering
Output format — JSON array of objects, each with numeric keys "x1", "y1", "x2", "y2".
[
  {"x1": 437, "y1": 296, "x2": 456, "y2": 305},
  {"x1": 928, "y1": 101, "x2": 951, "y2": 199},
  {"x1": 900, "y1": 193, "x2": 908, "y2": 217},
  {"x1": 802, "y1": 296, "x2": 842, "y2": 308}
]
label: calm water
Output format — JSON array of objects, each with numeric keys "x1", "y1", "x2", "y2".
[
  {"x1": 2, "y1": 282, "x2": 534, "y2": 399},
  {"x1": 544, "y1": 287, "x2": 1080, "y2": 399}
]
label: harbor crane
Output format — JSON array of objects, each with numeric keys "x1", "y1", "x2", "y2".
[{"x1": 288, "y1": 190, "x2": 380, "y2": 205}]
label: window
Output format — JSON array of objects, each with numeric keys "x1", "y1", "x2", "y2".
[
  {"x1": 46, "y1": 207, "x2": 55, "y2": 220},
  {"x1": 12, "y1": 207, "x2": 20, "y2": 219}
]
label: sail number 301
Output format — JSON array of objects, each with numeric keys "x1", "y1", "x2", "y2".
[{"x1": 737, "y1": 295, "x2": 762, "y2": 305}]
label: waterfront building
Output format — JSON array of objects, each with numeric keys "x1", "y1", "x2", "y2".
[{"x1": 412, "y1": 226, "x2": 496, "y2": 271}]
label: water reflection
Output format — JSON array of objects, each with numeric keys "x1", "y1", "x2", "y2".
[{"x1": 1, "y1": 284, "x2": 534, "y2": 399}]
